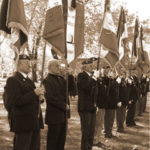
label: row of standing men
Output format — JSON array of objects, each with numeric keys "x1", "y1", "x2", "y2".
[
  {"x1": 3, "y1": 55, "x2": 149, "y2": 150},
  {"x1": 77, "y1": 58, "x2": 149, "y2": 149}
]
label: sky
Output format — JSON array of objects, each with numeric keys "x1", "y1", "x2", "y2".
[{"x1": 116, "y1": 0, "x2": 150, "y2": 21}]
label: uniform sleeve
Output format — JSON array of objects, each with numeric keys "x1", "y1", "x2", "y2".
[
  {"x1": 6, "y1": 77, "x2": 38, "y2": 107},
  {"x1": 43, "y1": 79, "x2": 66, "y2": 111},
  {"x1": 77, "y1": 72, "x2": 96, "y2": 93}
]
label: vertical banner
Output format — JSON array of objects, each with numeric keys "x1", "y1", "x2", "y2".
[
  {"x1": 43, "y1": 0, "x2": 65, "y2": 57},
  {"x1": 66, "y1": 1, "x2": 76, "y2": 63},
  {"x1": 66, "y1": 1, "x2": 84, "y2": 63}
]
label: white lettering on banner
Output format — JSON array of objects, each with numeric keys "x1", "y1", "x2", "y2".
[{"x1": 66, "y1": 5, "x2": 76, "y2": 64}]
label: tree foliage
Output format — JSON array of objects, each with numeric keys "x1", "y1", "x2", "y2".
[{"x1": 0, "y1": 0, "x2": 150, "y2": 77}]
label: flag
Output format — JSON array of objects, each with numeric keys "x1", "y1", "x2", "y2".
[
  {"x1": 43, "y1": 1, "x2": 65, "y2": 57},
  {"x1": 0, "y1": 0, "x2": 28, "y2": 51},
  {"x1": 137, "y1": 26, "x2": 150, "y2": 73},
  {"x1": 132, "y1": 18, "x2": 139, "y2": 57},
  {"x1": 66, "y1": 1, "x2": 84, "y2": 63},
  {"x1": 99, "y1": 0, "x2": 119, "y2": 68},
  {"x1": 43, "y1": 0, "x2": 84, "y2": 63},
  {"x1": 116, "y1": 7, "x2": 129, "y2": 69}
]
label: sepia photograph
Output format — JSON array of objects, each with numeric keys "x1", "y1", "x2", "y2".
[{"x1": 0, "y1": 0, "x2": 149, "y2": 150}]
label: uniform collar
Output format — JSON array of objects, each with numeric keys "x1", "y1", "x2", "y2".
[
  {"x1": 84, "y1": 71, "x2": 92, "y2": 77},
  {"x1": 19, "y1": 72, "x2": 28, "y2": 78}
]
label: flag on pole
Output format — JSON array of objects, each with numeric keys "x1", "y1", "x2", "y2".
[
  {"x1": 116, "y1": 7, "x2": 129, "y2": 69},
  {"x1": 137, "y1": 25, "x2": 150, "y2": 73},
  {"x1": 66, "y1": 1, "x2": 84, "y2": 63},
  {"x1": 132, "y1": 18, "x2": 139, "y2": 57},
  {"x1": 43, "y1": 1, "x2": 65, "y2": 57},
  {"x1": 99, "y1": 0, "x2": 119, "y2": 68},
  {"x1": 43, "y1": 0, "x2": 84, "y2": 63},
  {"x1": 0, "y1": 0, "x2": 28, "y2": 51}
]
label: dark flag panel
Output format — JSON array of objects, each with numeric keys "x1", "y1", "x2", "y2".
[
  {"x1": 74, "y1": 2, "x2": 84, "y2": 58},
  {"x1": 99, "y1": 0, "x2": 119, "y2": 68},
  {"x1": 0, "y1": 0, "x2": 28, "y2": 50},
  {"x1": 43, "y1": 5, "x2": 65, "y2": 57},
  {"x1": 43, "y1": 1, "x2": 84, "y2": 63},
  {"x1": 132, "y1": 18, "x2": 139, "y2": 57}
]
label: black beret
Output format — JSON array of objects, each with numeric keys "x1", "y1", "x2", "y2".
[
  {"x1": 82, "y1": 57, "x2": 98, "y2": 65},
  {"x1": 82, "y1": 59, "x2": 93, "y2": 65},
  {"x1": 19, "y1": 54, "x2": 31, "y2": 60},
  {"x1": 90, "y1": 57, "x2": 98, "y2": 62},
  {"x1": 103, "y1": 65, "x2": 110, "y2": 69}
]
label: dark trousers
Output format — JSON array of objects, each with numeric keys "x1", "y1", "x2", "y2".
[
  {"x1": 47, "y1": 121, "x2": 67, "y2": 150},
  {"x1": 142, "y1": 95, "x2": 147, "y2": 112},
  {"x1": 104, "y1": 109, "x2": 115, "y2": 135},
  {"x1": 116, "y1": 106, "x2": 126, "y2": 130},
  {"x1": 126, "y1": 102, "x2": 136, "y2": 125},
  {"x1": 79, "y1": 111, "x2": 96, "y2": 150},
  {"x1": 137, "y1": 97, "x2": 143, "y2": 115},
  {"x1": 14, "y1": 130, "x2": 40, "y2": 150}
]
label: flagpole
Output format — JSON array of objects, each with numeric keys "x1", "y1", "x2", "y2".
[
  {"x1": 40, "y1": 42, "x2": 46, "y2": 86},
  {"x1": 96, "y1": 0, "x2": 110, "y2": 71},
  {"x1": 61, "y1": 0, "x2": 70, "y2": 119}
]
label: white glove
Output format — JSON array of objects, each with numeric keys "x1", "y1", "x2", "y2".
[
  {"x1": 146, "y1": 78, "x2": 149, "y2": 82},
  {"x1": 93, "y1": 70, "x2": 100, "y2": 78},
  {"x1": 116, "y1": 77, "x2": 122, "y2": 84},
  {"x1": 143, "y1": 74, "x2": 146, "y2": 78},
  {"x1": 126, "y1": 77, "x2": 132, "y2": 84},
  {"x1": 108, "y1": 71, "x2": 114, "y2": 78},
  {"x1": 117, "y1": 102, "x2": 122, "y2": 107},
  {"x1": 129, "y1": 100, "x2": 133, "y2": 104}
]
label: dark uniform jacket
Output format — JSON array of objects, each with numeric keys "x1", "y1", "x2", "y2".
[
  {"x1": 118, "y1": 78, "x2": 129, "y2": 106},
  {"x1": 128, "y1": 76, "x2": 139, "y2": 104},
  {"x1": 103, "y1": 76, "x2": 119, "y2": 109},
  {"x1": 5, "y1": 72, "x2": 44, "y2": 132},
  {"x1": 77, "y1": 71, "x2": 97, "y2": 112},
  {"x1": 97, "y1": 79, "x2": 107, "y2": 109},
  {"x1": 140, "y1": 78, "x2": 149, "y2": 96},
  {"x1": 43, "y1": 73, "x2": 69, "y2": 125}
]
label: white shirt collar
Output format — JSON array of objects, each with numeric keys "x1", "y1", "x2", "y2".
[
  {"x1": 20, "y1": 72, "x2": 28, "y2": 78},
  {"x1": 85, "y1": 71, "x2": 92, "y2": 77}
]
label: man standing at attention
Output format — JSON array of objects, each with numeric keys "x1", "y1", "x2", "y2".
[
  {"x1": 43, "y1": 60, "x2": 70, "y2": 150},
  {"x1": 77, "y1": 58, "x2": 99, "y2": 150},
  {"x1": 4, "y1": 54, "x2": 44, "y2": 150}
]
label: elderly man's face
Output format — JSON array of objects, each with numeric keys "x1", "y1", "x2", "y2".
[
  {"x1": 103, "y1": 68, "x2": 110, "y2": 76},
  {"x1": 18, "y1": 60, "x2": 31, "y2": 74},
  {"x1": 49, "y1": 61, "x2": 60, "y2": 75}
]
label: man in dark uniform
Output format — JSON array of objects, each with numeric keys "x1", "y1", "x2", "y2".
[
  {"x1": 4, "y1": 54, "x2": 44, "y2": 150},
  {"x1": 77, "y1": 58, "x2": 99, "y2": 150},
  {"x1": 104, "y1": 69, "x2": 120, "y2": 138},
  {"x1": 126, "y1": 75, "x2": 139, "y2": 126},
  {"x1": 93, "y1": 67, "x2": 107, "y2": 148},
  {"x1": 140, "y1": 74, "x2": 149, "y2": 114},
  {"x1": 116, "y1": 69, "x2": 129, "y2": 132},
  {"x1": 43, "y1": 60, "x2": 70, "y2": 150},
  {"x1": 143, "y1": 76, "x2": 149, "y2": 112}
]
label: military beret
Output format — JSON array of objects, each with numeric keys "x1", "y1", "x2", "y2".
[
  {"x1": 90, "y1": 57, "x2": 98, "y2": 62},
  {"x1": 19, "y1": 54, "x2": 31, "y2": 60},
  {"x1": 82, "y1": 57, "x2": 98, "y2": 65},
  {"x1": 103, "y1": 65, "x2": 110, "y2": 69},
  {"x1": 82, "y1": 59, "x2": 93, "y2": 65}
]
